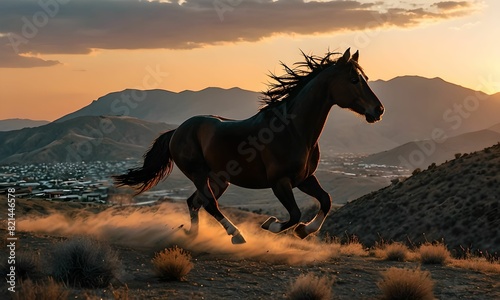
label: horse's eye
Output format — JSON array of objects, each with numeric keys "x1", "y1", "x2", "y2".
[{"x1": 351, "y1": 77, "x2": 359, "y2": 84}]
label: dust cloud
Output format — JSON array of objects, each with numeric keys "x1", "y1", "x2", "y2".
[{"x1": 18, "y1": 202, "x2": 338, "y2": 265}]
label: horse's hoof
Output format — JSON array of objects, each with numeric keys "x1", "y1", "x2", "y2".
[
  {"x1": 231, "y1": 234, "x2": 247, "y2": 244},
  {"x1": 261, "y1": 217, "x2": 278, "y2": 230},
  {"x1": 294, "y1": 223, "x2": 309, "y2": 239},
  {"x1": 184, "y1": 227, "x2": 199, "y2": 238}
]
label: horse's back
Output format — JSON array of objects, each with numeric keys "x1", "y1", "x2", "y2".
[{"x1": 170, "y1": 114, "x2": 272, "y2": 187}]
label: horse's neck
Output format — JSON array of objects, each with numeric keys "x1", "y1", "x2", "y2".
[{"x1": 287, "y1": 74, "x2": 333, "y2": 147}]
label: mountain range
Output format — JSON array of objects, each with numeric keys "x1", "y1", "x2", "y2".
[
  {"x1": 0, "y1": 119, "x2": 49, "y2": 131},
  {"x1": 55, "y1": 87, "x2": 260, "y2": 124},
  {"x1": 55, "y1": 76, "x2": 500, "y2": 154},
  {"x1": 1, "y1": 75, "x2": 500, "y2": 163},
  {"x1": 0, "y1": 116, "x2": 175, "y2": 164}
]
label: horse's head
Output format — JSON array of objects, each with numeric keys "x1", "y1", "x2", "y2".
[{"x1": 327, "y1": 48, "x2": 384, "y2": 123}]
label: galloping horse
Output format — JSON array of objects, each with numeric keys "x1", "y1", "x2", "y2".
[{"x1": 114, "y1": 48, "x2": 384, "y2": 244}]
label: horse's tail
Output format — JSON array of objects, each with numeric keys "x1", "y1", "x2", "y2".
[{"x1": 113, "y1": 129, "x2": 176, "y2": 194}]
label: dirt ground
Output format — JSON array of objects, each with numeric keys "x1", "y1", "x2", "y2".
[{"x1": 1, "y1": 199, "x2": 499, "y2": 299}]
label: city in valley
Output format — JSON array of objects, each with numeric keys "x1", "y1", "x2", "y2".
[{"x1": 0, "y1": 156, "x2": 409, "y2": 206}]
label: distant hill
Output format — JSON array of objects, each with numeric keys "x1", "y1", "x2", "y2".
[
  {"x1": 324, "y1": 76, "x2": 500, "y2": 153},
  {"x1": 366, "y1": 76, "x2": 500, "y2": 142},
  {"x1": 54, "y1": 76, "x2": 500, "y2": 154},
  {"x1": 0, "y1": 118, "x2": 49, "y2": 131},
  {"x1": 324, "y1": 142, "x2": 500, "y2": 253},
  {"x1": 490, "y1": 122, "x2": 500, "y2": 133},
  {"x1": 55, "y1": 87, "x2": 260, "y2": 124},
  {"x1": 0, "y1": 116, "x2": 176, "y2": 164},
  {"x1": 362, "y1": 129, "x2": 500, "y2": 169}
]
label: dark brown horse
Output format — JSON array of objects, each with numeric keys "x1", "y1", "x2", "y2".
[{"x1": 114, "y1": 48, "x2": 384, "y2": 244}]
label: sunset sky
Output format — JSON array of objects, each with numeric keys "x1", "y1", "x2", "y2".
[{"x1": 1, "y1": 0, "x2": 499, "y2": 121}]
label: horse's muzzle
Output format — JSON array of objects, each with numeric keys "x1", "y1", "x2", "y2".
[{"x1": 365, "y1": 105, "x2": 384, "y2": 123}]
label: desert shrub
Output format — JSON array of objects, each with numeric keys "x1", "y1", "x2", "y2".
[
  {"x1": 419, "y1": 243, "x2": 450, "y2": 265},
  {"x1": 454, "y1": 153, "x2": 462, "y2": 159},
  {"x1": 1, "y1": 251, "x2": 43, "y2": 281},
  {"x1": 321, "y1": 234, "x2": 342, "y2": 259},
  {"x1": 17, "y1": 252, "x2": 42, "y2": 281},
  {"x1": 378, "y1": 267, "x2": 435, "y2": 300},
  {"x1": 50, "y1": 237, "x2": 121, "y2": 288},
  {"x1": 12, "y1": 277, "x2": 69, "y2": 300},
  {"x1": 451, "y1": 258, "x2": 500, "y2": 274},
  {"x1": 340, "y1": 241, "x2": 368, "y2": 257},
  {"x1": 286, "y1": 273, "x2": 333, "y2": 300},
  {"x1": 412, "y1": 168, "x2": 421, "y2": 176},
  {"x1": 383, "y1": 243, "x2": 410, "y2": 262},
  {"x1": 152, "y1": 246, "x2": 193, "y2": 281}
]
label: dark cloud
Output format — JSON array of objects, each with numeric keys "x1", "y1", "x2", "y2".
[
  {"x1": 433, "y1": 1, "x2": 471, "y2": 10},
  {"x1": 0, "y1": 42, "x2": 60, "y2": 68},
  {"x1": 0, "y1": 0, "x2": 478, "y2": 68}
]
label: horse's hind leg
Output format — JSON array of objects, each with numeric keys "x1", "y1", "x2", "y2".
[
  {"x1": 185, "y1": 191, "x2": 202, "y2": 236},
  {"x1": 193, "y1": 175, "x2": 246, "y2": 244},
  {"x1": 294, "y1": 175, "x2": 331, "y2": 239}
]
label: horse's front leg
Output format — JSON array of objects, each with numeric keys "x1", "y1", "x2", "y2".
[
  {"x1": 294, "y1": 175, "x2": 331, "y2": 239},
  {"x1": 261, "y1": 178, "x2": 301, "y2": 233}
]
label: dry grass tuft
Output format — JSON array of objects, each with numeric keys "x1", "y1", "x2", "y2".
[
  {"x1": 419, "y1": 243, "x2": 451, "y2": 265},
  {"x1": 12, "y1": 277, "x2": 69, "y2": 300},
  {"x1": 16, "y1": 251, "x2": 43, "y2": 280},
  {"x1": 378, "y1": 267, "x2": 435, "y2": 300},
  {"x1": 50, "y1": 237, "x2": 121, "y2": 288},
  {"x1": 286, "y1": 273, "x2": 333, "y2": 300},
  {"x1": 451, "y1": 258, "x2": 500, "y2": 274},
  {"x1": 321, "y1": 234, "x2": 342, "y2": 259},
  {"x1": 383, "y1": 243, "x2": 410, "y2": 261},
  {"x1": 1, "y1": 251, "x2": 43, "y2": 281},
  {"x1": 340, "y1": 241, "x2": 368, "y2": 257},
  {"x1": 152, "y1": 246, "x2": 194, "y2": 281}
]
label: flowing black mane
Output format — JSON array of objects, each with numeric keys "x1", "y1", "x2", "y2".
[{"x1": 260, "y1": 50, "x2": 367, "y2": 111}]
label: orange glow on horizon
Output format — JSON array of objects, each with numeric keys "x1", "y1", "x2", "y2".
[{"x1": 1, "y1": 0, "x2": 499, "y2": 121}]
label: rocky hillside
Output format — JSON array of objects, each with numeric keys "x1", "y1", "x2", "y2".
[
  {"x1": 324, "y1": 142, "x2": 500, "y2": 254},
  {"x1": 0, "y1": 116, "x2": 175, "y2": 164}
]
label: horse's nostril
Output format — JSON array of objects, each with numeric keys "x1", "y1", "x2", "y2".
[{"x1": 378, "y1": 106, "x2": 385, "y2": 115}]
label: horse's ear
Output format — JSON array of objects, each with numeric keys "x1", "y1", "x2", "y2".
[
  {"x1": 338, "y1": 48, "x2": 350, "y2": 65},
  {"x1": 352, "y1": 50, "x2": 359, "y2": 62}
]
